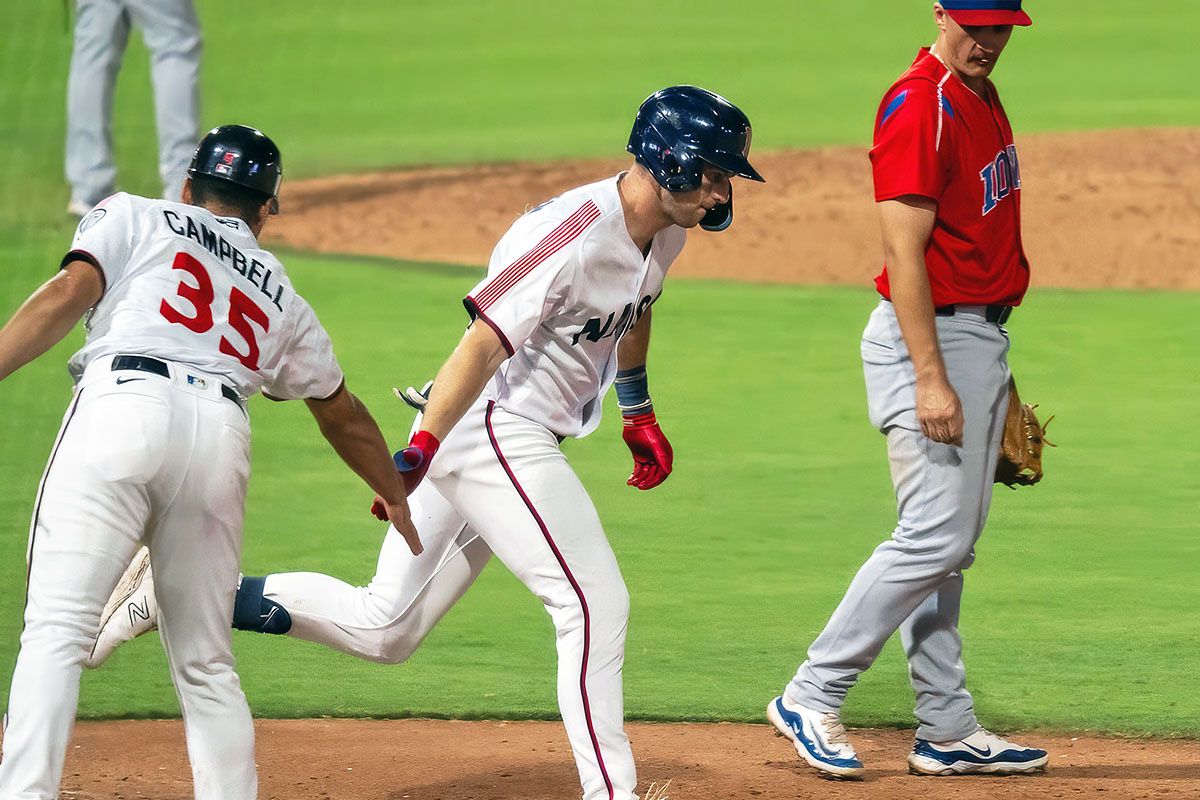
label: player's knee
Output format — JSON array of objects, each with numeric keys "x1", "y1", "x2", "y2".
[
  {"x1": 369, "y1": 633, "x2": 421, "y2": 665},
  {"x1": 545, "y1": 579, "x2": 629, "y2": 638},
  {"x1": 20, "y1": 617, "x2": 95, "y2": 664},
  {"x1": 174, "y1": 653, "x2": 241, "y2": 701}
]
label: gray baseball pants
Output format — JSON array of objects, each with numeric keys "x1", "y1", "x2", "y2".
[
  {"x1": 785, "y1": 300, "x2": 1011, "y2": 742},
  {"x1": 66, "y1": 0, "x2": 201, "y2": 207}
]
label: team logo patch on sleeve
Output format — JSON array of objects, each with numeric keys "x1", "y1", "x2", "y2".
[
  {"x1": 880, "y1": 90, "x2": 909, "y2": 128},
  {"x1": 78, "y1": 208, "x2": 107, "y2": 233}
]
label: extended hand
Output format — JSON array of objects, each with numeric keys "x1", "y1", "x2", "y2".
[
  {"x1": 916, "y1": 376, "x2": 964, "y2": 446},
  {"x1": 372, "y1": 495, "x2": 423, "y2": 556},
  {"x1": 621, "y1": 412, "x2": 674, "y2": 490}
]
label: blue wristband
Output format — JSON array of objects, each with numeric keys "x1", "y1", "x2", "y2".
[{"x1": 615, "y1": 366, "x2": 653, "y2": 417}]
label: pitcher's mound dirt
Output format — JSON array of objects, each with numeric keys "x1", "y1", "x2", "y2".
[
  {"x1": 265, "y1": 128, "x2": 1200, "y2": 291},
  {"x1": 53, "y1": 718, "x2": 1200, "y2": 799}
]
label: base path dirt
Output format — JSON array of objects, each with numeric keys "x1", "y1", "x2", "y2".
[
  {"x1": 265, "y1": 128, "x2": 1200, "y2": 291},
  {"x1": 49, "y1": 718, "x2": 1200, "y2": 799}
]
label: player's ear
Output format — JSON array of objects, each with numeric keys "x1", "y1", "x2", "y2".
[
  {"x1": 181, "y1": 178, "x2": 194, "y2": 205},
  {"x1": 933, "y1": 3, "x2": 948, "y2": 31}
]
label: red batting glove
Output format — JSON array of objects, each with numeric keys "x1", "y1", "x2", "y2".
[
  {"x1": 370, "y1": 430, "x2": 441, "y2": 518},
  {"x1": 621, "y1": 412, "x2": 673, "y2": 490}
]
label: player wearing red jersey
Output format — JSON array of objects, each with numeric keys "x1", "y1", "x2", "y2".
[{"x1": 767, "y1": 1, "x2": 1050, "y2": 780}]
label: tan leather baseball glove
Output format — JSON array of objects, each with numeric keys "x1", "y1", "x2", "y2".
[{"x1": 995, "y1": 377, "x2": 1055, "y2": 488}]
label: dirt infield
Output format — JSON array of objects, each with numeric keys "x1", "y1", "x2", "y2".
[
  {"x1": 265, "y1": 128, "x2": 1200, "y2": 291},
  {"x1": 47, "y1": 718, "x2": 1200, "y2": 799}
]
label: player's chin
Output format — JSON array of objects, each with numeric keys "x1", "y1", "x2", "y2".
[{"x1": 674, "y1": 208, "x2": 708, "y2": 229}]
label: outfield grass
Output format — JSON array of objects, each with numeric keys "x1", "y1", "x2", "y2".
[
  {"x1": 2, "y1": 250, "x2": 1198, "y2": 735},
  {"x1": 3, "y1": 0, "x2": 1199, "y2": 225},
  {"x1": 2, "y1": 2, "x2": 1199, "y2": 736}
]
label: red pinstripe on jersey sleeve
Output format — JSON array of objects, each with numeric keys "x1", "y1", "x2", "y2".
[{"x1": 471, "y1": 200, "x2": 601, "y2": 312}]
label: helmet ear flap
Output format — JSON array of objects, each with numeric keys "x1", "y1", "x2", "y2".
[
  {"x1": 663, "y1": 148, "x2": 702, "y2": 193},
  {"x1": 699, "y1": 188, "x2": 734, "y2": 232}
]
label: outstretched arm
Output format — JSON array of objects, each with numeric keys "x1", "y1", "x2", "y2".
[
  {"x1": 0, "y1": 260, "x2": 103, "y2": 382},
  {"x1": 306, "y1": 387, "x2": 423, "y2": 555}
]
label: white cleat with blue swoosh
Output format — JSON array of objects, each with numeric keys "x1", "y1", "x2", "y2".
[
  {"x1": 908, "y1": 727, "x2": 1048, "y2": 775},
  {"x1": 767, "y1": 696, "x2": 865, "y2": 780}
]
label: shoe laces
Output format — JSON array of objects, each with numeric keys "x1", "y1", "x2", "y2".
[
  {"x1": 817, "y1": 712, "x2": 851, "y2": 746},
  {"x1": 972, "y1": 727, "x2": 1012, "y2": 748}
]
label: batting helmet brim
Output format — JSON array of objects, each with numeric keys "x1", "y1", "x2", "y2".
[{"x1": 701, "y1": 151, "x2": 766, "y2": 185}]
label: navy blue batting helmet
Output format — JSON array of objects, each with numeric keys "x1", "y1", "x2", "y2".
[
  {"x1": 627, "y1": 86, "x2": 764, "y2": 231},
  {"x1": 188, "y1": 125, "x2": 282, "y2": 212}
]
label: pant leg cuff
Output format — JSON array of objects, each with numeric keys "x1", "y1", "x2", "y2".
[
  {"x1": 916, "y1": 718, "x2": 979, "y2": 743},
  {"x1": 784, "y1": 681, "x2": 842, "y2": 714}
]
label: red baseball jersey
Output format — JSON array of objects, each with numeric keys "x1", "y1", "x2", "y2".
[{"x1": 870, "y1": 48, "x2": 1030, "y2": 306}]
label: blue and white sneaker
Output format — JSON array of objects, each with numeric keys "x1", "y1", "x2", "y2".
[
  {"x1": 767, "y1": 696, "x2": 865, "y2": 780},
  {"x1": 908, "y1": 727, "x2": 1048, "y2": 776}
]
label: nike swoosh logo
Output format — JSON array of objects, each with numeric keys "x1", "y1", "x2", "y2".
[
  {"x1": 115, "y1": 377, "x2": 145, "y2": 385},
  {"x1": 962, "y1": 742, "x2": 993, "y2": 757}
]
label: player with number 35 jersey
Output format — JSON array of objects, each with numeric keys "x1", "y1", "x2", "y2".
[
  {"x1": 0, "y1": 125, "x2": 420, "y2": 800},
  {"x1": 65, "y1": 190, "x2": 340, "y2": 401}
]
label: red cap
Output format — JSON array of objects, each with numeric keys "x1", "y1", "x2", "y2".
[{"x1": 939, "y1": 1, "x2": 1033, "y2": 27}]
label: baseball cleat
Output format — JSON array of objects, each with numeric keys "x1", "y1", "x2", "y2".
[
  {"x1": 85, "y1": 546, "x2": 158, "y2": 669},
  {"x1": 767, "y1": 695, "x2": 865, "y2": 780},
  {"x1": 907, "y1": 727, "x2": 1048, "y2": 776}
]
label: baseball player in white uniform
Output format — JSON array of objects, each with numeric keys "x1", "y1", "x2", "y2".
[
  {"x1": 0, "y1": 125, "x2": 420, "y2": 800},
  {"x1": 87, "y1": 87, "x2": 763, "y2": 800}
]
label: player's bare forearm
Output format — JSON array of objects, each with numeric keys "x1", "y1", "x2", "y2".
[
  {"x1": 0, "y1": 261, "x2": 102, "y2": 382},
  {"x1": 877, "y1": 197, "x2": 945, "y2": 382},
  {"x1": 418, "y1": 321, "x2": 509, "y2": 440},
  {"x1": 878, "y1": 196, "x2": 963, "y2": 445},
  {"x1": 616, "y1": 306, "x2": 652, "y2": 370},
  {"x1": 305, "y1": 388, "x2": 407, "y2": 502},
  {"x1": 307, "y1": 388, "x2": 422, "y2": 553}
]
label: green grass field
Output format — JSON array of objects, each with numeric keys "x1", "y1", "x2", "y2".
[{"x1": 2, "y1": 1, "x2": 1199, "y2": 737}]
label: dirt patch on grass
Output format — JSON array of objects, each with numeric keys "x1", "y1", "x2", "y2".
[
  {"x1": 49, "y1": 718, "x2": 1200, "y2": 799},
  {"x1": 265, "y1": 128, "x2": 1200, "y2": 290}
]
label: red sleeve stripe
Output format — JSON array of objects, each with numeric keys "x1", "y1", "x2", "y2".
[{"x1": 474, "y1": 201, "x2": 601, "y2": 311}]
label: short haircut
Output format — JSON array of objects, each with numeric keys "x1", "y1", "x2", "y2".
[{"x1": 189, "y1": 174, "x2": 270, "y2": 223}]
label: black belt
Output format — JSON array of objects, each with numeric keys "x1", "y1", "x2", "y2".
[
  {"x1": 934, "y1": 304, "x2": 1013, "y2": 325},
  {"x1": 112, "y1": 355, "x2": 242, "y2": 405},
  {"x1": 882, "y1": 298, "x2": 1012, "y2": 325}
]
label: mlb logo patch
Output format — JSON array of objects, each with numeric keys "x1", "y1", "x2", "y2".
[{"x1": 187, "y1": 375, "x2": 209, "y2": 390}]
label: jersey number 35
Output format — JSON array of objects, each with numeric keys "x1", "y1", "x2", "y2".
[{"x1": 159, "y1": 251, "x2": 269, "y2": 371}]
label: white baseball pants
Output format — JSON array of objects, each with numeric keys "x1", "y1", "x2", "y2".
[
  {"x1": 261, "y1": 399, "x2": 636, "y2": 800},
  {"x1": 786, "y1": 301, "x2": 1011, "y2": 741},
  {"x1": 0, "y1": 355, "x2": 255, "y2": 800},
  {"x1": 66, "y1": 0, "x2": 201, "y2": 206}
]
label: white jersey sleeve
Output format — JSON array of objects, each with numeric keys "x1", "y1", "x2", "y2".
[
  {"x1": 259, "y1": 295, "x2": 344, "y2": 401},
  {"x1": 62, "y1": 193, "x2": 138, "y2": 290},
  {"x1": 463, "y1": 200, "x2": 603, "y2": 355}
]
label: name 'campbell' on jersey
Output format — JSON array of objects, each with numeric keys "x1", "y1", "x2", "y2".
[
  {"x1": 63, "y1": 192, "x2": 342, "y2": 400},
  {"x1": 464, "y1": 175, "x2": 686, "y2": 439}
]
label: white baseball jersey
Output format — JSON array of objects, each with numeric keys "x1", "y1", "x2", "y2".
[
  {"x1": 63, "y1": 192, "x2": 343, "y2": 400},
  {"x1": 464, "y1": 175, "x2": 686, "y2": 438}
]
